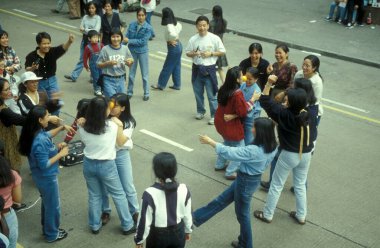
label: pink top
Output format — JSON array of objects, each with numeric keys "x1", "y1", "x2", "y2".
[{"x1": 0, "y1": 170, "x2": 22, "y2": 209}]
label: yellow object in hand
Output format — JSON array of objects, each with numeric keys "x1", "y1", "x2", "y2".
[{"x1": 241, "y1": 75, "x2": 247, "y2": 82}]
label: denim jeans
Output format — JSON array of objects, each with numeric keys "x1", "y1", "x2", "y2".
[
  {"x1": 145, "y1": 11, "x2": 155, "y2": 37},
  {"x1": 192, "y1": 74, "x2": 217, "y2": 117},
  {"x1": 4, "y1": 209, "x2": 18, "y2": 248},
  {"x1": 89, "y1": 58, "x2": 101, "y2": 93},
  {"x1": 146, "y1": 222, "x2": 185, "y2": 248},
  {"x1": 263, "y1": 150, "x2": 311, "y2": 221},
  {"x1": 157, "y1": 42, "x2": 182, "y2": 89},
  {"x1": 193, "y1": 172, "x2": 260, "y2": 248},
  {"x1": 32, "y1": 174, "x2": 61, "y2": 242},
  {"x1": 328, "y1": 1, "x2": 338, "y2": 18},
  {"x1": 103, "y1": 75, "x2": 126, "y2": 98},
  {"x1": 127, "y1": 51, "x2": 149, "y2": 97},
  {"x1": 70, "y1": 39, "x2": 85, "y2": 80},
  {"x1": 38, "y1": 76, "x2": 60, "y2": 115},
  {"x1": 101, "y1": 149, "x2": 139, "y2": 216},
  {"x1": 215, "y1": 139, "x2": 245, "y2": 177},
  {"x1": 83, "y1": 157, "x2": 134, "y2": 232}
]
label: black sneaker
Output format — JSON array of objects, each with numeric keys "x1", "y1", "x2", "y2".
[
  {"x1": 47, "y1": 229, "x2": 68, "y2": 242},
  {"x1": 260, "y1": 181, "x2": 270, "y2": 191},
  {"x1": 122, "y1": 225, "x2": 136, "y2": 235},
  {"x1": 64, "y1": 75, "x2": 76, "y2": 82}
]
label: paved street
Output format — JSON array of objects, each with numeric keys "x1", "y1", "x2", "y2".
[{"x1": 0, "y1": 0, "x2": 380, "y2": 247}]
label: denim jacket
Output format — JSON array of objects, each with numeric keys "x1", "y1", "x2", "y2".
[{"x1": 126, "y1": 21, "x2": 152, "y2": 54}]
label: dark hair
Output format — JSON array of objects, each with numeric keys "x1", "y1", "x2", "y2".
[
  {"x1": 111, "y1": 93, "x2": 136, "y2": 129},
  {"x1": 110, "y1": 28, "x2": 123, "y2": 41},
  {"x1": 84, "y1": 96, "x2": 108, "y2": 135},
  {"x1": 153, "y1": 152, "x2": 178, "y2": 192},
  {"x1": 103, "y1": 0, "x2": 113, "y2": 8},
  {"x1": 0, "y1": 30, "x2": 9, "y2": 52},
  {"x1": 275, "y1": 43, "x2": 289, "y2": 53},
  {"x1": 76, "y1": 98, "x2": 91, "y2": 119},
  {"x1": 18, "y1": 82, "x2": 27, "y2": 95},
  {"x1": 36, "y1": 32, "x2": 51, "y2": 44},
  {"x1": 195, "y1": 15, "x2": 209, "y2": 25},
  {"x1": 294, "y1": 78, "x2": 316, "y2": 106},
  {"x1": 0, "y1": 140, "x2": 4, "y2": 156},
  {"x1": 0, "y1": 77, "x2": 8, "y2": 93},
  {"x1": 248, "y1": 42, "x2": 263, "y2": 54},
  {"x1": 0, "y1": 155, "x2": 15, "y2": 188},
  {"x1": 86, "y1": 2, "x2": 97, "y2": 14},
  {"x1": 252, "y1": 117, "x2": 277, "y2": 153},
  {"x1": 246, "y1": 67, "x2": 259, "y2": 79},
  {"x1": 136, "y1": 7, "x2": 146, "y2": 16},
  {"x1": 211, "y1": 5, "x2": 226, "y2": 34},
  {"x1": 0, "y1": 196, "x2": 4, "y2": 211},
  {"x1": 18, "y1": 105, "x2": 47, "y2": 156},
  {"x1": 87, "y1": 30, "x2": 99, "y2": 39},
  {"x1": 217, "y1": 66, "x2": 241, "y2": 106},
  {"x1": 161, "y1": 7, "x2": 177, "y2": 26},
  {"x1": 304, "y1": 55, "x2": 323, "y2": 81},
  {"x1": 287, "y1": 88, "x2": 309, "y2": 126}
]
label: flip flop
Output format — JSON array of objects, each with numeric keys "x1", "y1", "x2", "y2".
[
  {"x1": 253, "y1": 210, "x2": 272, "y2": 223},
  {"x1": 289, "y1": 211, "x2": 306, "y2": 225}
]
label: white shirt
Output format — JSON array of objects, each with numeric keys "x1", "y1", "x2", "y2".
[
  {"x1": 164, "y1": 23, "x2": 182, "y2": 41},
  {"x1": 116, "y1": 121, "x2": 134, "y2": 150},
  {"x1": 140, "y1": 0, "x2": 156, "y2": 12},
  {"x1": 185, "y1": 32, "x2": 226, "y2": 66}
]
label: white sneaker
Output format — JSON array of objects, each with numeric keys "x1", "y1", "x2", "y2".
[
  {"x1": 208, "y1": 118, "x2": 214, "y2": 125},
  {"x1": 94, "y1": 90, "x2": 102, "y2": 96},
  {"x1": 195, "y1": 113, "x2": 205, "y2": 120}
]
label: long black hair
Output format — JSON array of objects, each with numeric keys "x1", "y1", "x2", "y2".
[
  {"x1": 161, "y1": 7, "x2": 177, "y2": 26},
  {"x1": 153, "y1": 152, "x2": 178, "y2": 192},
  {"x1": 252, "y1": 117, "x2": 277, "y2": 153},
  {"x1": 0, "y1": 30, "x2": 9, "y2": 54},
  {"x1": 84, "y1": 96, "x2": 108, "y2": 135},
  {"x1": 217, "y1": 66, "x2": 241, "y2": 106},
  {"x1": 294, "y1": 78, "x2": 316, "y2": 106},
  {"x1": 111, "y1": 93, "x2": 136, "y2": 129},
  {"x1": 18, "y1": 105, "x2": 47, "y2": 156},
  {"x1": 211, "y1": 5, "x2": 227, "y2": 34},
  {"x1": 287, "y1": 88, "x2": 309, "y2": 126},
  {"x1": 0, "y1": 156, "x2": 15, "y2": 188}
]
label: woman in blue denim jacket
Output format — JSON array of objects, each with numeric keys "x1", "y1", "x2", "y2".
[
  {"x1": 124, "y1": 7, "x2": 152, "y2": 101},
  {"x1": 18, "y1": 106, "x2": 74, "y2": 242}
]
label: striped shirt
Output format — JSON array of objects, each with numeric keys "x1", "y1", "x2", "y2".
[{"x1": 134, "y1": 182, "x2": 192, "y2": 245}]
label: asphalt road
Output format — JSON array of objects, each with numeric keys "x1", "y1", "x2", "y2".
[{"x1": 0, "y1": 1, "x2": 379, "y2": 248}]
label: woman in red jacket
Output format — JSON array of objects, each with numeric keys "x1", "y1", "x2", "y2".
[{"x1": 214, "y1": 66, "x2": 248, "y2": 180}]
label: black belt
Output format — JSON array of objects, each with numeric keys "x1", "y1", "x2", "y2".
[{"x1": 104, "y1": 74, "x2": 125, "y2": 79}]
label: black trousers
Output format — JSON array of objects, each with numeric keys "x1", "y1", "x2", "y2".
[{"x1": 146, "y1": 221, "x2": 186, "y2": 248}]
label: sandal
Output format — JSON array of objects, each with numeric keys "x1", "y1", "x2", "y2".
[
  {"x1": 150, "y1": 85, "x2": 163, "y2": 90},
  {"x1": 253, "y1": 210, "x2": 271, "y2": 223},
  {"x1": 12, "y1": 203, "x2": 27, "y2": 211},
  {"x1": 289, "y1": 211, "x2": 306, "y2": 225}
]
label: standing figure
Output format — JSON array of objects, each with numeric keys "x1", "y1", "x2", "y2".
[
  {"x1": 185, "y1": 16, "x2": 226, "y2": 125},
  {"x1": 140, "y1": 0, "x2": 156, "y2": 40},
  {"x1": 100, "y1": 0, "x2": 124, "y2": 45}
]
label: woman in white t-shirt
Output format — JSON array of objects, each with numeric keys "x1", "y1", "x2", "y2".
[{"x1": 79, "y1": 96, "x2": 136, "y2": 235}]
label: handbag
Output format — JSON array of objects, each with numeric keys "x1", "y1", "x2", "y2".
[{"x1": 59, "y1": 141, "x2": 85, "y2": 167}]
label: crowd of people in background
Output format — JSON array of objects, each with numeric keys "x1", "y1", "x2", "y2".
[{"x1": 0, "y1": 1, "x2": 326, "y2": 248}]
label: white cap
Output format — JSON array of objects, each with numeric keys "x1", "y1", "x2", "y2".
[{"x1": 20, "y1": 71, "x2": 42, "y2": 83}]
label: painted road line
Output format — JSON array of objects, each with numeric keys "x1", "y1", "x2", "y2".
[
  {"x1": 157, "y1": 51, "x2": 193, "y2": 63},
  {"x1": 55, "y1": 21, "x2": 78, "y2": 29},
  {"x1": 149, "y1": 53, "x2": 192, "y2": 69},
  {"x1": 324, "y1": 105, "x2": 380, "y2": 125},
  {"x1": 0, "y1": 8, "x2": 82, "y2": 35},
  {"x1": 140, "y1": 129, "x2": 194, "y2": 152},
  {"x1": 301, "y1": 50, "x2": 322, "y2": 57},
  {"x1": 12, "y1": 9, "x2": 37, "y2": 17},
  {"x1": 323, "y1": 98, "x2": 370, "y2": 113}
]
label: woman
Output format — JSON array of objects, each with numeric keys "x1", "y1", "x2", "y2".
[
  {"x1": 101, "y1": 93, "x2": 139, "y2": 225},
  {"x1": 100, "y1": 0, "x2": 123, "y2": 45},
  {"x1": 267, "y1": 44, "x2": 298, "y2": 101},
  {"x1": 0, "y1": 156, "x2": 22, "y2": 248},
  {"x1": 194, "y1": 117, "x2": 277, "y2": 248},
  {"x1": 0, "y1": 30, "x2": 21, "y2": 76},
  {"x1": 135, "y1": 152, "x2": 192, "y2": 248},
  {"x1": 239, "y1": 42, "x2": 270, "y2": 90},
  {"x1": 214, "y1": 66, "x2": 248, "y2": 180},
  {"x1": 125, "y1": 7, "x2": 153, "y2": 101},
  {"x1": 294, "y1": 55, "x2": 323, "y2": 124},
  {"x1": 253, "y1": 75, "x2": 317, "y2": 225},
  {"x1": 18, "y1": 106, "x2": 73, "y2": 242},
  {"x1": 151, "y1": 7, "x2": 182, "y2": 90},
  {"x1": 78, "y1": 96, "x2": 136, "y2": 235}
]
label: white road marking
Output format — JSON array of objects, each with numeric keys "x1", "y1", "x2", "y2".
[
  {"x1": 12, "y1": 9, "x2": 37, "y2": 16},
  {"x1": 309, "y1": 20, "x2": 317, "y2": 23},
  {"x1": 140, "y1": 129, "x2": 194, "y2": 152},
  {"x1": 322, "y1": 98, "x2": 370, "y2": 113},
  {"x1": 301, "y1": 50, "x2": 322, "y2": 57},
  {"x1": 157, "y1": 51, "x2": 193, "y2": 63},
  {"x1": 55, "y1": 22, "x2": 78, "y2": 29}
]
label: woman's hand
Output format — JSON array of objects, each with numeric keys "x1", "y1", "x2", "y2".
[
  {"x1": 111, "y1": 116, "x2": 123, "y2": 127},
  {"x1": 48, "y1": 115, "x2": 63, "y2": 125},
  {"x1": 123, "y1": 37, "x2": 129, "y2": 43},
  {"x1": 57, "y1": 142, "x2": 67, "y2": 150},
  {"x1": 199, "y1": 134, "x2": 216, "y2": 147},
  {"x1": 77, "y1": 117, "x2": 86, "y2": 127},
  {"x1": 108, "y1": 60, "x2": 118, "y2": 66},
  {"x1": 224, "y1": 114, "x2": 237, "y2": 122},
  {"x1": 59, "y1": 146, "x2": 69, "y2": 158},
  {"x1": 267, "y1": 74, "x2": 278, "y2": 85},
  {"x1": 251, "y1": 90, "x2": 261, "y2": 102},
  {"x1": 63, "y1": 124, "x2": 76, "y2": 134},
  {"x1": 125, "y1": 58, "x2": 134, "y2": 67},
  {"x1": 267, "y1": 64, "x2": 273, "y2": 74}
]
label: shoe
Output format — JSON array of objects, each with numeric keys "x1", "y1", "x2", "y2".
[
  {"x1": 12, "y1": 203, "x2": 27, "y2": 211},
  {"x1": 51, "y1": 9, "x2": 60, "y2": 13},
  {"x1": 347, "y1": 22, "x2": 352, "y2": 27},
  {"x1": 101, "y1": 212, "x2": 110, "y2": 226},
  {"x1": 253, "y1": 210, "x2": 272, "y2": 223},
  {"x1": 47, "y1": 229, "x2": 68, "y2": 242},
  {"x1": 337, "y1": 20, "x2": 342, "y2": 24},
  {"x1": 151, "y1": 85, "x2": 163, "y2": 90},
  {"x1": 122, "y1": 225, "x2": 136, "y2": 235},
  {"x1": 289, "y1": 211, "x2": 306, "y2": 225},
  {"x1": 214, "y1": 164, "x2": 227, "y2": 171},
  {"x1": 231, "y1": 241, "x2": 240, "y2": 248},
  {"x1": 260, "y1": 181, "x2": 270, "y2": 191},
  {"x1": 94, "y1": 90, "x2": 102, "y2": 96},
  {"x1": 225, "y1": 173, "x2": 237, "y2": 180},
  {"x1": 91, "y1": 229, "x2": 100, "y2": 235},
  {"x1": 69, "y1": 16, "x2": 81, "y2": 20},
  {"x1": 324, "y1": 17, "x2": 332, "y2": 21},
  {"x1": 208, "y1": 118, "x2": 214, "y2": 125},
  {"x1": 133, "y1": 212, "x2": 139, "y2": 225},
  {"x1": 64, "y1": 75, "x2": 76, "y2": 82},
  {"x1": 195, "y1": 113, "x2": 205, "y2": 120},
  {"x1": 143, "y1": 96, "x2": 149, "y2": 101},
  {"x1": 169, "y1": 85, "x2": 180, "y2": 90}
]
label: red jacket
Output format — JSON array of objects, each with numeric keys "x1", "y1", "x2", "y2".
[{"x1": 215, "y1": 90, "x2": 248, "y2": 141}]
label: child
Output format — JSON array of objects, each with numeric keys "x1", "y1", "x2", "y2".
[
  {"x1": 64, "y1": 98, "x2": 90, "y2": 143},
  {"x1": 97, "y1": 28, "x2": 133, "y2": 98},
  {"x1": 134, "y1": 152, "x2": 192, "y2": 248},
  {"x1": 83, "y1": 30, "x2": 103, "y2": 96}
]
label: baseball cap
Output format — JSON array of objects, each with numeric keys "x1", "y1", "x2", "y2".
[{"x1": 20, "y1": 71, "x2": 42, "y2": 83}]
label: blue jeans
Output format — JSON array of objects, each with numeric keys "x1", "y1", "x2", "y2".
[
  {"x1": 157, "y1": 42, "x2": 182, "y2": 89},
  {"x1": 193, "y1": 172, "x2": 260, "y2": 248},
  {"x1": 128, "y1": 51, "x2": 149, "y2": 97},
  {"x1": 263, "y1": 150, "x2": 311, "y2": 221},
  {"x1": 70, "y1": 39, "x2": 85, "y2": 80},
  {"x1": 32, "y1": 174, "x2": 61, "y2": 242},
  {"x1": 215, "y1": 139, "x2": 245, "y2": 176},
  {"x1": 83, "y1": 157, "x2": 134, "y2": 232},
  {"x1": 328, "y1": 1, "x2": 338, "y2": 18},
  {"x1": 146, "y1": 12, "x2": 155, "y2": 37},
  {"x1": 192, "y1": 74, "x2": 217, "y2": 117},
  {"x1": 38, "y1": 76, "x2": 60, "y2": 115},
  {"x1": 102, "y1": 149, "x2": 139, "y2": 216},
  {"x1": 89, "y1": 60, "x2": 101, "y2": 93},
  {"x1": 102, "y1": 75, "x2": 126, "y2": 98},
  {"x1": 4, "y1": 209, "x2": 18, "y2": 248}
]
